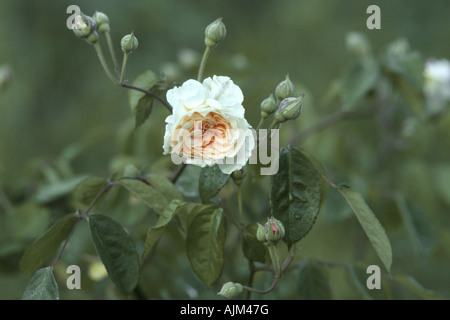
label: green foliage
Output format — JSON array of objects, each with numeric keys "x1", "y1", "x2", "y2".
[
  {"x1": 141, "y1": 199, "x2": 185, "y2": 263},
  {"x1": 128, "y1": 70, "x2": 170, "y2": 129},
  {"x1": 297, "y1": 261, "x2": 332, "y2": 300},
  {"x1": 199, "y1": 165, "x2": 230, "y2": 203},
  {"x1": 337, "y1": 187, "x2": 392, "y2": 272},
  {"x1": 119, "y1": 178, "x2": 169, "y2": 214},
  {"x1": 22, "y1": 267, "x2": 59, "y2": 300},
  {"x1": 88, "y1": 213, "x2": 140, "y2": 296},
  {"x1": 128, "y1": 70, "x2": 160, "y2": 114},
  {"x1": 71, "y1": 176, "x2": 108, "y2": 210},
  {"x1": 242, "y1": 224, "x2": 268, "y2": 264},
  {"x1": 186, "y1": 203, "x2": 226, "y2": 287},
  {"x1": 270, "y1": 146, "x2": 324, "y2": 248},
  {"x1": 1, "y1": 1, "x2": 449, "y2": 301},
  {"x1": 20, "y1": 214, "x2": 79, "y2": 274},
  {"x1": 340, "y1": 57, "x2": 379, "y2": 110}
]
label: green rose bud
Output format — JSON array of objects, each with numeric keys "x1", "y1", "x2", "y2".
[
  {"x1": 264, "y1": 217, "x2": 285, "y2": 243},
  {"x1": 73, "y1": 14, "x2": 98, "y2": 44},
  {"x1": 93, "y1": 11, "x2": 110, "y2": 33},
  {"x1": 260, "y1": 94, "x2": 277, "y2": 119},
  {"x1": 121, "y1": 33, "x2": 139, "y2": 54},
  {"x1": 275, "y1": 74, "x2": 295, "y2": 102},
  {"x1": 257, "y1": 217, "x2": 285, "y2": 245},
  {"x1": 275, "y1": 95, "x2": 304, "y2": 124},
  {"x1": 217, "y1": 282, "x2": 243, "y2": 298},
  {"x1": 231, "y1": 168, "x2": 246, "y2": 186},
  {"x1": 204, "y1": 18, "x2": 226, "y2": 48}
]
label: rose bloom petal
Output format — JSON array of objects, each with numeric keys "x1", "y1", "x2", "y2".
[{"x1": 163, "y1": 76, "x2": 254, "y2": 174}]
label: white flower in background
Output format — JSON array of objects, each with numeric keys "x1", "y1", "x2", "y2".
[
  {"x1": 163, "y1": 75, "x2": 255, "y2": 174},
  {"x1": 424, "y1": 58, "x2": 450, "y2": 114}
]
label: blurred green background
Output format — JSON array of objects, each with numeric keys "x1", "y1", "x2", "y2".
[{"x1": 0, "y1": 0, "x2": 449, "y2": 299}]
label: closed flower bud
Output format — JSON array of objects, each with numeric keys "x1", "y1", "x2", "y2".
[
  {"x1": 73, "y1": 14, "x2": 97, "y2": 43},
  {"x1": 260, "y1": 94, "x2": 277, "y2": 119},
  {"x1": 231, "y1": 168, "x2": 246, "y2": 186},
  {"x1": 257, "y1": 217, "x2": 285, "y2": 245},
  {"x1": 204, "y1": 18, "x2": 226, "y2": 48},
  {"x1": 93, "y1": 11, "x2": 110, "y2": 33},
  {"x1": 275, "y1": 74, "x2": 295, "y2": 102},
  {"x1": 121, "y1": 33, "x2": 138, "y2": 54},
  {"x1": 275, "y1": 95, "x2": 304, "y2": 123},
  {"x1": 217, "y1": 282, "x2": 243, "y2": 298},
  {"x1": 265, "y1": 217, "x2": 285, "y2": 243}
]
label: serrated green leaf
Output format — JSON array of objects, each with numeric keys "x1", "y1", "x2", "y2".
[
  {"x1": 128, "y1": 70, "x2": 160, "y2": 113},
  {"x1": 338, "y1": 188, "x2": 392, "y2": 272},
  {"x1": 242, "y1": 224, "x2": 268, "y2": 264},
  {"x1": 119, "y1": 178, "x2": 168, "y2": 214},
  {"x1": 88, "y1": 214, "x2": 140, "y2": 296},
  {"x1": 20, "y1": 214, "x2": 79, "y2": 274},
  {"x1": 71, "y1": 176, "x2": 108, "y2": 210},
  {"x1": 298, "y1": 261, "x2": 332, "y2": 300},
  {"x1": 340, "y1": 58, "x2": 379, "y2": 110},
  {"x1": 270, "y1": 146, "x2": 323, "y2": 248},
  {"x1": 199, "y1": 165, "x2": 230, "y2": 203},
  {"x1": 141, "y1": 200, "x2": 186, "y2": 263},
  {"x1": 186, "y1": 205, "x2": 226, "y2": 287},
  {"x1": 135, "y1": 94, "x2": 154, "y2": 129},
  {"x1": 22, "y1": 266, "x2": 59, "y2": 300}
]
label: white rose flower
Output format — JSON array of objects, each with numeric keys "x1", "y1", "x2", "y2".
[{"x1": 163, "y1": 75, "x2": 255, "y2": 174}]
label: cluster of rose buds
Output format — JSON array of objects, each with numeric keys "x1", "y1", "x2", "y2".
[
  {"x1": 260, "y1": 75, "x2": 304, "y2": 123},
  {"x1": 72, "y1": 10, "x2": 138, "y2": 54}
]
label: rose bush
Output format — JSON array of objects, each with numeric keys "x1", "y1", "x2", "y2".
[{"x1": 163, "y1": 75, "x2": 255, "y2": 174}]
